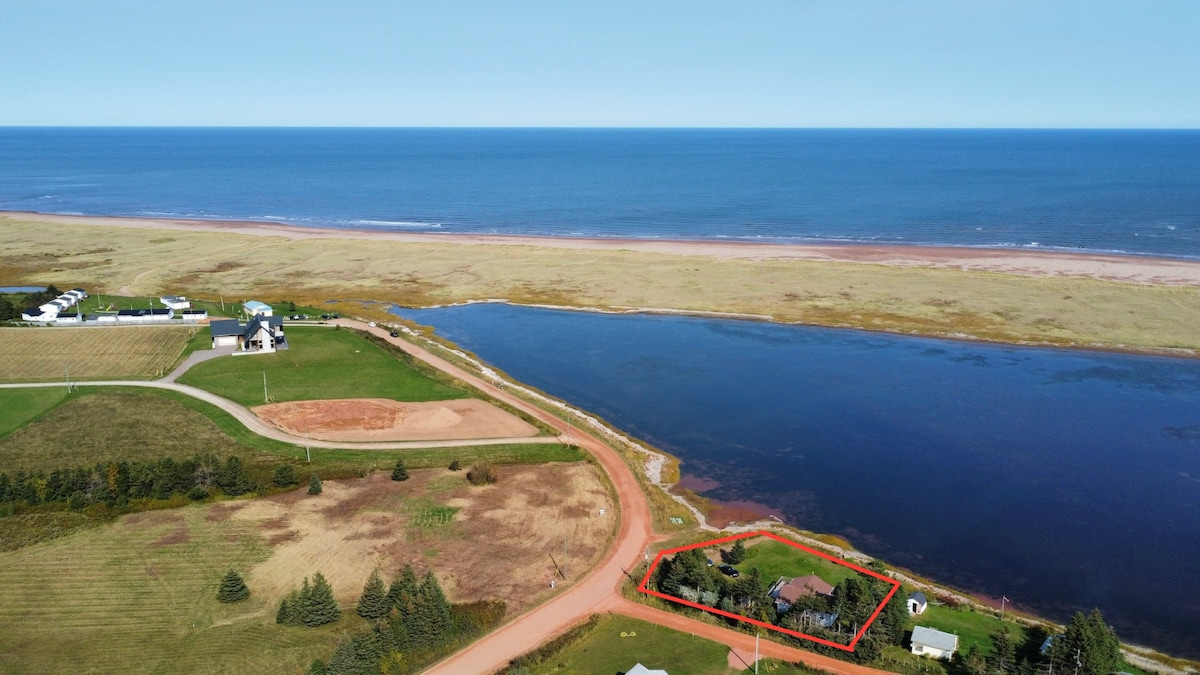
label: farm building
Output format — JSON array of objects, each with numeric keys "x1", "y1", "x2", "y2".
[
  {"x1": 911, "y1": 625, "x2": 959, "y2": 659},
  {"x1": 242, "y1": 300, "x2": 272, "y2": 318},
  {"x1": 907, "y1": 591, "x2": 928, "y2": 615},
  {"x1": 769, "y1": 574, "x2": 834, "y2": 613},
  {"x1": 54, "y1": 312, "x2": 82, "y2": 324},
  {"x1": 180, "y1": 309, "x2": 209, "y2": 322},
  {"x1": 159, "y1": 295, "x2": 192, "y2": 310},
  {"x1": 116, "y1": 308, "x2": 174, "y2": 323},
  {"x1": 21, "y1": 307, "x2": 55, "y2": 322},
  {"x1": 209, "y1": 316, "x2": 285, "y2": 353}
]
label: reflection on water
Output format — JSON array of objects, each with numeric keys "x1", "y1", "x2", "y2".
[{"x1": 393, "y1": 303, "x2": 1200, "y2": 657}]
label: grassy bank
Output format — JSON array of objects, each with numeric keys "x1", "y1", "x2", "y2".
[{"x1": 4, "y1": 215, "x2": 1200, "y2": 355}]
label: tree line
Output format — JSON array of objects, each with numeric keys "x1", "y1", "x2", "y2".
[
  {"x1": 1, "y1": 285, "x2": 63, "y2": 320},
  {"x1": 0, "y1": 453, "x2": 257, "y2": 510},
  {"x1": 295, "y1": 564, "x2": 506, "y2": 675}
]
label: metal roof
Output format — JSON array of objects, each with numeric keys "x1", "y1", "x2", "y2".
[
  {"x1": 209, "y1": 319, "x2": 243, "y2": 337},
  {"x1": 912, "y1": 625, "x2": 959, "y2": 652}
]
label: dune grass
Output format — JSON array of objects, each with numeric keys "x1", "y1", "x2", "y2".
[{"x1": 177, "y1": 325, "x2": 469, "y2": 406}]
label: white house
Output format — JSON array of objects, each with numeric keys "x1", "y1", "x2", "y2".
[
  {"x1": 911, "y1": 625, "x2": 959, "y2": 660},
  {"x1": 54, "y1": 312, "x2": 82, "y2": 324},
  {"x1": 626, "y1": 665, "x2": 669, "y2": 675},
  {"x1": 116, "y1": 308, "x2": 174, "y2": 323},
  {"x1": 209, "y1": 316, "x2": 286, "y2": 352},
  {"x1": 21, "y1": 307, "x2": 55, "y2": 322},
  {"x1": 159, "y1": 295, "x2": 192, "y2": 310},
  {"x1": 180, "y1": 309, "x2": 208, "y2": 322},
  {"x1": 242, "y1": 300, "x2": 272, "y2": 318},
  {"x1": 907, "y1": 591, "x2": 928, "y2": 616}
]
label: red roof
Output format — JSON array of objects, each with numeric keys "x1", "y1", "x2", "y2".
[{"x1": 778, "y1": 574, "x2": 834, "y2": 603}]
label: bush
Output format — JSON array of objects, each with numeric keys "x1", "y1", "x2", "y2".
[
  {"x1": 391, "y1": 460, "x2": 409, "y2": 482},
  {"x1": 308, "y1": 473, "x2": 323, "y2": 495},
  {"x1": 448, "y1": 459, "x2": 462, "y2": 471},
  {"x1": 274, "y1": 464, "x2": 299, "y2": 488},
  {"x1": 188, "y1": 486, "x2": 210, "y2": 501},
  {"x1": 466, "y1": 463, "x2": 496, "y2": 486}
]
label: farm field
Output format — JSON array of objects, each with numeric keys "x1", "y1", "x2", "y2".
[
  {"x1": 530, "y1": 614, "x2": 741, "y2": 675},
  {"x1": 727, "y1": 537, "x2": 862, "y2": 587},
  {"x1": 177, "y1": 325, "x2": 469, "y2": 406},
  {"x1": 0, "y1": 325, "x2": 195, "y2": 382},
  {"x1": 0, "y1": 465, "x2": 614, "y2": 673},
  {"x1": 0, "y1": 387, "x2": 70, "y2": 437}
]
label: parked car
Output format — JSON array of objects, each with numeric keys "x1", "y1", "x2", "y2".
[
  {"x1": 389, "y1": 330, "x2": 399, "y2": 337},
  {"x1": 368, "y1": 322, "x2": 376, "y2": 327},
  {"x1": 718, "y1": 564, "x2": 739, "y2": 578},
  {"x1": 706, "y1": 557, "x2": 714, "y2": 567}
]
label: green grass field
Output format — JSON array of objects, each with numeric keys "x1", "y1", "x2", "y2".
[
  {"x1": 0, "y1": 504, "x2": 349, "y2": 674},
  {"x1": 532, "y1": 615, "x2": 740, "y2": 675},
  {"x1": 909, "y1": 604, "x2": 1028, "y2": 656},
  {"x1": 732, "y1": 538, "x2": 862, "y2": 587},
  {"x1": 0, "y1": 387, "x2": 71, "y2": 438},
  {"x1": 177, "y1": 325, "x2": 469, "y2": 406}
]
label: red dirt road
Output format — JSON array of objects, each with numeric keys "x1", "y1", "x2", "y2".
[{"x1": 337, "y1": 321, "x2": 890, "y2": 675}]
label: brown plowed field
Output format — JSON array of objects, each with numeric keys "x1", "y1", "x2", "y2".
[{"x1": 251, "y1": 397, "x2": 539, "y2": 441}]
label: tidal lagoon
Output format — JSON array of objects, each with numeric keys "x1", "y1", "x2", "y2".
[{"x1": 394, "y1": 303, "x2": 1200, "y2": 656}]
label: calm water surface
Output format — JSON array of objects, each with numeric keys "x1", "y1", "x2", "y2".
[{"x1": 393, "y1": 303, "x2": 1200, "y2": 656}]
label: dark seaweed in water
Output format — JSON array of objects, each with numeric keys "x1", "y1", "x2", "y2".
[{"x1": 393, "y1": 302, "x2": 1200, "y2": 658}]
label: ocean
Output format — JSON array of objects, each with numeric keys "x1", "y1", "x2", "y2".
[
  {"x1": 2, "y1": 127, "x2": 1199, "y2": 258},
  {"x1": 393, "y1": 303, "x2": 1200, "y2": 657}
]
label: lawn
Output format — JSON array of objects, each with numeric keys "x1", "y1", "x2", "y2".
[
  {"x1": 532, "y1": 615, "x2": 741, "y2": 675},
  {"x1": 177, "y1": 325, "x2": 469, "y2": 406},
  {"x1": 0, "y1": 387, "x2": 70, "y2": 437},
  {"x1": 910, "y1": 604, "x2": 1028, "y2": 656},
  {"x1": 0, "y1": 325, "x2": 196, "y2": 382},
  {"x1": 730, "y1": 538, "x2": 862, "y2": 587}
]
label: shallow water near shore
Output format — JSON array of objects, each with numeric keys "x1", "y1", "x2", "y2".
[{"x1": 393, "y1": 302, "x2": 1200, "y2": 657}]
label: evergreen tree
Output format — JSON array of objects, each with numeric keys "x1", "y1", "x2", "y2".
[
  {"x1": 387, "y1": 564, "x2": 420, "y2": 617},
  {"x1": 304, "y1": 572, "x2": 341, "y2": 627},
  {"x1": 725, "y1": 539, "x2": 747, "y2": 564},
  {"x1": 408, "y1": 570, "x2": 451, "y2": 648},
  {"x1": 217, "y1": 569, "x2": 250, "y2": 603},
  {"x1": 0, "y1": 296, "x2": 15, "y2": 322},
  {"x1": 390, "y1": 459, "x2": 409, "y2": 482},
  {"x1": 217, "y1": 456, "x2": 254, "y2": 496},
  {"x1": 277, "y1": 590, "x2": 299, "y2": 625},
  {"x1": 988, "y1": 627, "x2": 1018, "y2": 674},
  {"x1": 308, "y1": 473, "x2": 323, "y2": 495},
  {"x1": 273, "y1": 464, "x2": 299, "y2": 488},
  {"x1": 357, "y1": 569, "x2": 391, "y2": 620},
  {"x1": 1049, "y1": 609, "x2": 1121, "y2": 675},
  {"x1": 307, "y1": 660, "x2": 327, "y2": 675}
]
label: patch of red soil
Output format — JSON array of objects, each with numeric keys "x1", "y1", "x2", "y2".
[
  {"x1": 252, "y1": 398, "x2": 538, "y2": 442},
  {"x1": 706, "y1": 499, "x2": 784, "y2": 529}
]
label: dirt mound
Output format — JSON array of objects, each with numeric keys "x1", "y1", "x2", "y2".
[{"x1": 252, "y1": 398, "x2": 538, "y2": 442}]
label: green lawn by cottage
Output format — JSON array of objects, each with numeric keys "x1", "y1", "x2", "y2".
[
  {"x1": 532, "y1": 615, "x2": 739, "y2": 675},
  {"x1": 908, "y1": 604, "x2": 1028, "y2": 656},
  {"x1": 730, "y1": 538, "x2": 862, "y2": 587},
  {"x1": 177, "y1": 325, "x2": 470, "y2": 406}
]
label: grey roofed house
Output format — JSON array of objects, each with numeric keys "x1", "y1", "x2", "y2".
[
  {"x1": 209, "y1": 319, "x2": 243, "y2": 337},
  {"x1": 625, "y1": 665, "x2": 669, "y2": 675},
  {"x1": 911, "y1": 625, "x2": 959, "y2": 658},
  {"x1": 907, "y1": 591, "x2": 928, "y2": 615}
]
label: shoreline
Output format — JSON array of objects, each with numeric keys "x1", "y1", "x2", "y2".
[{"x1": 7, "y1": 209, "x2": 1200, "y2": 287}]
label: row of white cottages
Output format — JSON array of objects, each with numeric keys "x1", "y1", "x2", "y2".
[{"x1": 20, "y1": 288, "x2": 88, "y2": 321}]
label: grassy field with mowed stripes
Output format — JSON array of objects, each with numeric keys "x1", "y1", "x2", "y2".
[
  {"x1": 0, "y1": 326, "x2": 196, "y2": 382},
  {"x1": 0, "y1": 505, "x2": 352, "y2": 674}
]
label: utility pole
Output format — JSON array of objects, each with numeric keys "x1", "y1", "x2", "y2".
[
  {"x1": 263, "y1": 372, "x2": 269, "y2": 403},
  {"x1": 754, "y1": 628, "x2": 759, "y2": 674},
  {"x1": 1000, "y1": 595, "x2": 1008, "y2": 619},
  {"x1": 1074, "y1": 648, "x2": 1081, "y2": 675},
  {"x1": 566, "y1": 409, "x2": 572, "y2": 443},
  {"x1": 65, "y1": 365, "x2": 70, "y2": 392}
]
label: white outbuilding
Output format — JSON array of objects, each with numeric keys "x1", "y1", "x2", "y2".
[
  {"x1": 907, "y1": 591, "x2": 928, "y2": 615},
  {"x1": 242, "y1": 300, "x2": 273, "y2": 318},
  {"x1": 159, "y1": 295, "x2": 192, "y2": 310},
  {"x1": 911, "y1": 625, "x2": 959, "y2": 660}
]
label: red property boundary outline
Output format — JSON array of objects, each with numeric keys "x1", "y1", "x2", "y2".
[{"x1": 637, "y1": 530, "x2": 900, "y2": 652}]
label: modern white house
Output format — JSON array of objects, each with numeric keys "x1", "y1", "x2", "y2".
[
  {"x1": 116, "y1": 308, "x2": 174, "y2": 323},
  {"x1": 209, "y1": 315, "x2": 286, "y2": 353},
  {"x1": 159, "y1": 294, "x2": 192, "y2": 310},
  {"x1": 907, "y1": 591, "x2": 928, "y2": 615},
  {"x1": 911, "y1": 625, "x2": 959, "y2": 659},
  {"x1": 20, "y1": 307, "x2": 55, "y2": 322},
  {"x1": 242, "y1": 300, "x2": 273, "y2": 318}
]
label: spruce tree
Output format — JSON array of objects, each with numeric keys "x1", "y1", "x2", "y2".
[
  {"x1": 217, "y1": 569, "x2": 250, "y2": 603},
  {"x1": 390, "y1": 459, "x2": 409, "y2": 482},
  {"x1": 273, "y1": 464, "x2": 299, "y2": 488},
  {"x1": 387, "y1": 564, "x2": 419, "y2": 618},
  {"x1": 277, "y1": 591, "x2": 299, "y2": 625},
  {"x1": 726, "y1": 539, "x2": 747, "y2": 564},
  {"x1": 305, "y1": 572, "x2": 341, "y2": 627},
  {"x1": 357, "y1": 569, "x2": 391, "y2": 620},
  {"x1": 308, "y1": 473, "x2": 323, "y2": 495},
  {"x1": 411, "y1": 570, "x2": 451, "y2": 647}
]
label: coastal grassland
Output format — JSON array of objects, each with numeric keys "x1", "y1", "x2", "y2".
[
  {"x1": 0, "y1": 463, "x2": 615, "y2": 674},
  {"x1": 177, "y1": 325, "x2": 469, "y2": 406},
  {"x1": 527, "y1": 614, "x2": 738, "y2": 675},
  {"x1": 730, "y1": 537, "x2": 862, "y2": 586},
  {"x1": 0, "y1": 387, "x2": 71, "y2": 437},
  {"x1": 909, "y1": 604, "x2": 1028, "y2": 656},
  {"x1": 5, "y1": 216, "x2": 1200, "y2": 354},
  {"x1": 0, "y1": 325, "x2": 195, "y2": 382}
]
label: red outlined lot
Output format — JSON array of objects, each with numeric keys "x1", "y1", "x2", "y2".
[{"x1": 637, "y1": 530, "x2": 900, "y2": 652}]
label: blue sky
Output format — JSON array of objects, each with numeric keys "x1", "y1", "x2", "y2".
[{"x1": 1, "y1": 1, "x2": 1197, "y2": 127}]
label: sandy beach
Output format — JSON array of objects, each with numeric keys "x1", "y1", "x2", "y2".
[{"x1": 7, "y1": 210, "x2": 1200, "y2": 286}]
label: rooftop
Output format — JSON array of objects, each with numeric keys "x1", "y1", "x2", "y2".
[{"x1": 912, "y1": 625, "x2": 959, "y2": 652}]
